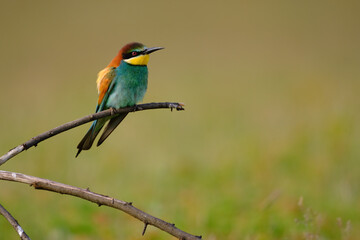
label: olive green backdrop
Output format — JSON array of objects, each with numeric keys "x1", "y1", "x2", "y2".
[{"x1": 0, "y1": 1, "x2": 359, "y2": 239}]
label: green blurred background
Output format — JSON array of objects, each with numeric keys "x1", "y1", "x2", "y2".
[{"x1": 1, "y1": 1, "x2": 359, "y2": 239}]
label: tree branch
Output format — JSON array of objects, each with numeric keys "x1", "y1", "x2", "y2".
[
  {"x1": 0, "y1": 170, "x2": 201, "y2": 240},
  {"x1": 0, "y1": 202, "x2": 31, "y2": 240},
  {"x1": 0, "y1": 102, "x2": 184, "y2": 166}
]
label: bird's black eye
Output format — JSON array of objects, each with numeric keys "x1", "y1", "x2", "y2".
[{"x1": 132, "y1": 51, "x2": 138, "y2": 56}]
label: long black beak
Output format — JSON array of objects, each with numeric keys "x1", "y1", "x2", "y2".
[{"x1": 143, "y1": 47, "x2": 164, "y2": 55}]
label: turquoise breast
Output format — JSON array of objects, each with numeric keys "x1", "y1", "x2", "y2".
[{"x1": 106, "y1": 61, "x2": 148, "y2": 109}]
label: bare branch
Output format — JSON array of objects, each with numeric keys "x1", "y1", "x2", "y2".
[
  {"x1": 0, "y1": 102, "x2": 184, "y2": 166},
  {"x1": 0, "y1": 170, "x2": 200, "y2": 240},
  {"x1": 0, "y1": 202, "x2": 31, "y2": 240}
]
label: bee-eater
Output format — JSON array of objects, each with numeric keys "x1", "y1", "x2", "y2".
[{"x1": 76, "y1": 42, "x2": 163, "y2": 157}]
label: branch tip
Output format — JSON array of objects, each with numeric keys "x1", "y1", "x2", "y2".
[
  {"x1": 176, "y1": 102, "x2": 185, "y2": 111},
  {"x1": 142, "y1": 222, "x2": 148, "y2": 236}
]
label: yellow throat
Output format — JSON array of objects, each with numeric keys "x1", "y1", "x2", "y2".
[{"x1": 124, "y1": 54, "x2": 149, "y2": 66}]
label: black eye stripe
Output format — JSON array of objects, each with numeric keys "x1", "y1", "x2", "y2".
[{"x1": 122, "y1": 50, "x2": 145, "y2": 59}]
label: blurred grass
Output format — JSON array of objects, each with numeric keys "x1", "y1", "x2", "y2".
[{"x1": 0, "y1": 0, "x2": 360, "y2": 239}]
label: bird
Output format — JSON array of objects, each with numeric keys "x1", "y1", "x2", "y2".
[{"x1": 76, "y1": 42, "x2": 163, "y2": 157}]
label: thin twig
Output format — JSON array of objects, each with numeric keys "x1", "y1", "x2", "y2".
[
  {"x1": 0, "y1": 202, "x2": 31, "y2": 240},
  {"x1": 0, "y1": 102, "x2": 184, "y2": 166},
  {"x1": 0, "y1": 170, "x2": 200, "y2": 240},
  {"x1": 142, "y1": 222, "x2": 149, "y2": 236}
]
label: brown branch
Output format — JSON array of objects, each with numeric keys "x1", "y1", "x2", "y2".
[
  {"x1": 0, "y1": 102, "x2": 184, "y2": 166},
  {"x1": 0, "y1": 202, "x2": 31, "y2": 240},
  {"x1": 0, "y1": 170, "x2": 201, "y2": 240}
]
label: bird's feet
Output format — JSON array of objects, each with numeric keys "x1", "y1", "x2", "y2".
[
  {"x1": 133, "y1": 104, "x2": 142, "y2": 112},
  {"x1": 110, "y1": 107, "x2": 116, "y2": 115}
]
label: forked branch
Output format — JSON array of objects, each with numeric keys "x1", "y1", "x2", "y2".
[
  {"x1": 0, "y1": 102, "x2": 184, "y2": 166},
  {"x1": 0, "y1": 170, "x2": 201, "y2": 240}
]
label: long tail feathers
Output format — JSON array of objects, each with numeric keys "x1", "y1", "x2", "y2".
[
  {"x1": 97, "y1": 113, "x2": 128, "y2": 147},
  {"x1": 76, "y1": 113, "x2": 128, "y2": 157},
  {"x1": 76, "y1": 120, "x2": 103, "y2": 157}
]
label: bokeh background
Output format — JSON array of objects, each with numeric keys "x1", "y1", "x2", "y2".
[{"x1": 1, "y1": 1, "x2": 359, "y2": 239}]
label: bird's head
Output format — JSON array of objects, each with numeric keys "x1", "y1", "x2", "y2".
[{"x1": 121, "y1": 42, "x2": 164, "y2": 66}]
